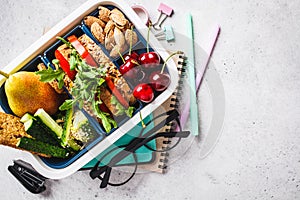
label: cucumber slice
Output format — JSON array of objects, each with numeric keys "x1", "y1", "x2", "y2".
[
  {"x1": 20, "y1": 113, "x2": 34, "y2": 123},
  {"x1": 62, "y1": 107, "x2": 81, "y2": 151},
  {"x1": 17, "y1": 137, "x2": 70, "y2": 158},
  {"x1": 24, "y1": 119, "x2": 60, "y2": 146},
  {"x1": 61, "y1": 107, "x2": 73, "y2": 146},
  {"x1": 34, "y1": 108, "x2": 64, "y2": 146}
]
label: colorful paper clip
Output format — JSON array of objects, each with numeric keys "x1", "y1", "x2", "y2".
[
  {"x1": 152, "y1": 3, "x2": 174, "y2": 30},
  {"x1": 154, "y1": 25, "x2": 175, "y2": 42}
]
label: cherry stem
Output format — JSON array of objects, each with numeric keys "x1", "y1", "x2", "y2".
[
  {"x1": 0, "y1": 70, "x2": 9, "y2": 79},
  {"x1": 146, "y1": 22, "x2": 152, "y2": 54},
  {"x1": 129, "y1": 26, "x2": 134, "y2": 56},
  {"x1": 113, "y1": 43, "x2": 125, "y2": 64},
  {"x1": 160, "y1": 51, "x2": 182, "y2": 74},
  {"x1": 131, "y1": 60, "x2": 140, "y2": 66},
  {"x1": 118, "y1": 50, "x2": 125, "y2": 64},
  {"x1": 139, "y1": 111, "x2": 146, "y2": 128}
]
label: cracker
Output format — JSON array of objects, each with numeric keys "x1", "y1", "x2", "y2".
[{"x1": 0, "y1": 112, "x2": 29, "y2": 147}]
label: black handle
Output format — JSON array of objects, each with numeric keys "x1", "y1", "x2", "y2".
[{"x1": 8, "y1": 160, "x2": 47, "y2": 194}]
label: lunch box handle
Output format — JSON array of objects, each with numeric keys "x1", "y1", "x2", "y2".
[{"x1": 8, "y1": 160, "x2": 47, "y2": 194}]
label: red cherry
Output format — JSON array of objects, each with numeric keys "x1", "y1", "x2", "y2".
[
  {"x1": 119, "y1": 58, "x2": 139, "y2": 76},
  {"x1": 138, "y1": 52, "x2": 160, "y2": 69},
  {"x1": 124, "y1": 51, "x2": 139, "y2": 62},
  {"x1": 133, "y1": 83, "x2": 154, "y2": 103},
  {"x1": 125, "y1": 66, "x2": 144, "y2": 80},
  {"x1": 149, "y1": 71, "x2": 170, "y2": 91}
]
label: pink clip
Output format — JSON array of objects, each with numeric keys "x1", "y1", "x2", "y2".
[
  {"x1": 153, "y1": 3, "x2": 174, "y2": 30},
  {"x1": 158, "y1": 3, "x2": 173, "y2": 16}
]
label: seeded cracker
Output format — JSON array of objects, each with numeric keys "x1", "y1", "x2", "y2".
[{"x1": 0, "y1": 112, "x2": 29, "y2": 147}]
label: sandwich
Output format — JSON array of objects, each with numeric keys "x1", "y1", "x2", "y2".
[{"x1": 37, "y1": 34, "x2": 137, "y2": 133}]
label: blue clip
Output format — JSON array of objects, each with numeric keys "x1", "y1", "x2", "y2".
[
  {"x1": 154, "y1": 25, "x2": 175, "y2": 42},
  {"x1": 164, "y1": 25, "x2": 175, "y2": 42}
]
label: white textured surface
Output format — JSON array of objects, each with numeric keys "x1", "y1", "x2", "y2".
[{"x1": 0, "y1": 0, "x2": 300, "y2": 199}]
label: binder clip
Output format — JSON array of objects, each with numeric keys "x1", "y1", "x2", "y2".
[
  {"x1": 152, "y1": 3, "x2": 174, "y2": 30},
  {"x1": 155, "y1": 25, "x2": 175, "y2": 42}
]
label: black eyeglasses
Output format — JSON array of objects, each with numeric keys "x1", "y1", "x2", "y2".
[{"x1": 89, "y1": 109, "x2": 190, "y2": 188}]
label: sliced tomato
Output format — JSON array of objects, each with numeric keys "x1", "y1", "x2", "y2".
[
  {"x1": 99, "y1": 102, "x2": 112, "y2": 114},
  {"x1": 105, "y1": 76, "x2": 129, "y2": 108},
  {"x1": 67, "y1": 35, "x2": 98, "y2": 67},
  {"x1": 54, "y1": 50, "x2": 77, "y2": 80},
  {"x1": 95, "y1": 93, "x2": 112, "y2": 114}
]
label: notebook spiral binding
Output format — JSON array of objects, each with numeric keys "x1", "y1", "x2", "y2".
[{"x1": 156, "y1": 52, "x2": 187, "y2": 173}]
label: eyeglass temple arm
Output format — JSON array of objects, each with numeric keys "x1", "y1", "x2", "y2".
[
  {"x1": 108, "y1": 109, "x2": 180, "y2": 157},
  {"x1": 140, "y1": 109, "x2": 180, "y2": 139},
  {"x1": 100, "y1": 109, "x2": 181, "y2": 164},
  {"x1": 100, "y1": 166, "x2": 112, "y2": 188},
  {"x1": 90, "y1": 164, "x2": 108, "y2": 179},
  {"x1": 157, "y1": 131, "x2": 190, "y2": 138},
  {"x1": 106, "y1": 109, "x2": 183, "y2": 166},
  {"x1": 134, "y1": 130, "x2": 190, "y2": 149},
  {"x1": 90, "y1": 109, "x2": 182, "y2": 187},
  {"x1": 102, "y1": 129, "x2": 190, "y2": 171}
]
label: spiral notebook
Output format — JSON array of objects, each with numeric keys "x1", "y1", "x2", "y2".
[{"x1": 139, "y1": 52, "x2": 186, "y2": 173}]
